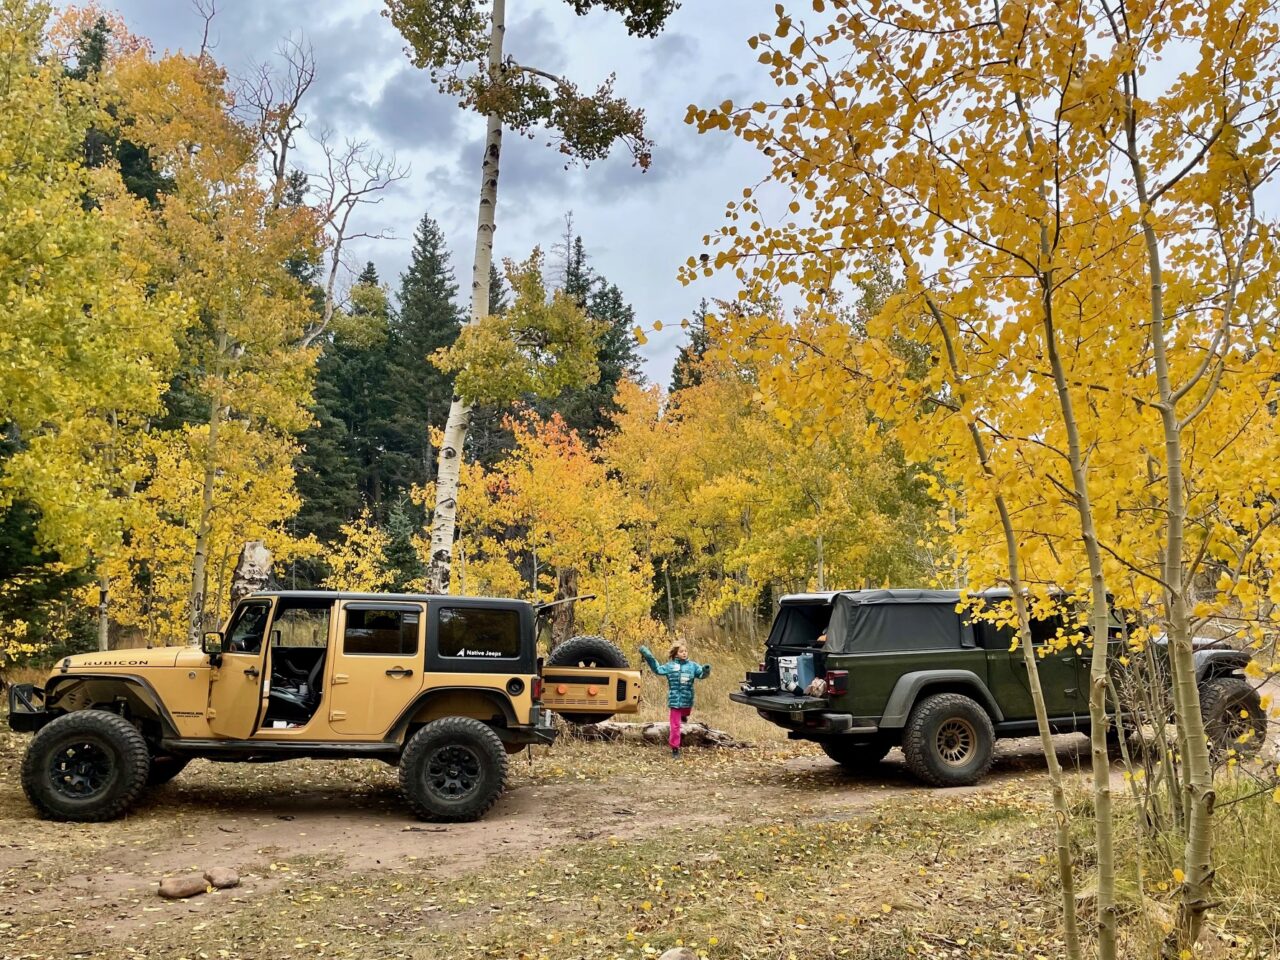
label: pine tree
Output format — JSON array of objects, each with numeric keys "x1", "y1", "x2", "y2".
[
  {"x1": 68, "y1": 16, "x2": 171, "y2": 205},
  {"x1": 539, "y1": 231, "x2": 642, "y2": 440},
  {"x1": 466, "y1": 263, "x2": 514, "y2": 468},
  {"x1": 384, "y1": 497, "x2": 427, "y2": 590},
  {"x1": 670, "y1": 299, "x2": 711, "y2": 393},
  {"x1": 383, "y1": 214, "x2": 464, "y2": 488},
  {"x1": 295, "y1": 262, "x2": 390, "y2": 548}
]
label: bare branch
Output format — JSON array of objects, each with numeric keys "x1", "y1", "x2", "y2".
[
  {"x1": 235, "y1": 34, "x2": 317, "y2": 205},
  {"x1": 299, "y1": 130, "x2": 412, "y2": 348},
  {"x1": 193, "y1": 0, "x2": 217, "y2": 62}
]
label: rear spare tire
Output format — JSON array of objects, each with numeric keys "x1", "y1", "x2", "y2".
[
  {"x1": 399, "y1": 717, "x2": 509, "y2": 822},
  {"x1": 1200, "y1": 676, "x2": 1267, "y2": 759},
  {"x1": 819, "y1": 738, "x2": 891, "y2": 771},
  {"x1": 901, "y1": 693, "x2": 995, "y2": 787},
  {"x1": 546, "y1": 635, "x2": 629, "y2": 725},
  {"x1": 22, "y1": 711, "x2": 151, "y2": 822}
]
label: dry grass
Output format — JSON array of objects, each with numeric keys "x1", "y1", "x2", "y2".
[{"x1": 2, "y1": 664, "x2": 49, "y2": 688}]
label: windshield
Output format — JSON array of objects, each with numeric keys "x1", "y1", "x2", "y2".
[{"x1": 225, "y1": 601, "x2": 271, "y2": 654}]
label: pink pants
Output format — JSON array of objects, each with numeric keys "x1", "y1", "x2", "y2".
[{"x1": 669, "y1": 707, "x2": 692, "y2": 748}]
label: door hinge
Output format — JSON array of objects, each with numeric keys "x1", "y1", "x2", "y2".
[
  {"x1": 333, "y1": 673, "x2": 349, "y2": 685},
  {"x1": 330, "y1": 710, "x2": 347, "y2": 721}
]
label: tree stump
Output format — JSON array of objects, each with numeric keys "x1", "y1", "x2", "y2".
[
  {"x1": 567, "y1": 718, "x2": 749, "y2": 749},
  {"x1": 231, "y1": 541, "x2": 275, "y2": 605}
]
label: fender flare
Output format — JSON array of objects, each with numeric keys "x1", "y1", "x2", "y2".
[
  {"x1": 879, "y1": 670, "x2": 1004, "y2": 729},
  {"x1": 1193, "y1": 649, "x2": 1250, "y2": 682},
  {"x1": 44, "y1": 673, "x2": 181, "y2": 739},
  {"x1": 388, "y1": 686, "x2": 517, "y2": 741}
]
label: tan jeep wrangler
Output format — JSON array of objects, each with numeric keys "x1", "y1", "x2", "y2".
[{"x1": 9, "y1": 591, "x2": 640, "y2": 823}]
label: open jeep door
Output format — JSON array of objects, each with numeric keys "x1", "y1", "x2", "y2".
[{"x1": 208, "y1": 598, "x2": 272, "y2": 738}]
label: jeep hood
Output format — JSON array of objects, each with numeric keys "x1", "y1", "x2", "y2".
[{"x1": 61, "y1": 647, "x2": 209, "y2": 671}]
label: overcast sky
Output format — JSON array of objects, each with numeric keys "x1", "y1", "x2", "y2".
[{"x1": 86, "y1": 0, "x2": 779, "y2": 385}]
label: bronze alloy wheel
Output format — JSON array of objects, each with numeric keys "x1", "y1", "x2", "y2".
[{"x1": 935, "y1": 717, "x2": 977, "y2": 766}]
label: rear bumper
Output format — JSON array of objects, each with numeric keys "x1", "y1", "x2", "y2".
[
  {"x1": 730, "y1": 690, "x2": 875, "y2": 737},
  {"x1": 499, "y1": 706, "x2": 560, "y2": 747},
  {"x1": 7, "y1": 683, "x2": 49, "y2": 733}
]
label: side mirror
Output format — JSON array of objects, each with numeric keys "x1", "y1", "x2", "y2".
[{"x1": 202, "y1": 631, "x2": 224, "y2": 656}]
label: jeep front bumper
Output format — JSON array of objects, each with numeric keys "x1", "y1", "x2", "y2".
[{"x1": 8, "y1": 683, "x2": 49, "y2": 733}]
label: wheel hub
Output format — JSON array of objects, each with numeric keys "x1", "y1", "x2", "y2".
[
  {"x1": 936, "y1": 718, "x2": 976, "y2": 766},
  {"x1": 49, "y1": 740, "x2": 113, "y2": 800},
  {"x1": 427, "y1": 745, "x2": 482, "y2": 799}
]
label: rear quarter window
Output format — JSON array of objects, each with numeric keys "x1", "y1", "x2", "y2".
[{"x1": 437, "y1": 607, "x2": 521, "y2": 660}]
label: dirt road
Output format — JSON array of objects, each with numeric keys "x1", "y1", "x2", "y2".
[{"x1": 0, "y1": 725, "x2": 1096, "y2": 960}]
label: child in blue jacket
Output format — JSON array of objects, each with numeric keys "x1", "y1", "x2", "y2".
[{"x1": 639, "y1": 640, "x2": 711, "y2": 757}]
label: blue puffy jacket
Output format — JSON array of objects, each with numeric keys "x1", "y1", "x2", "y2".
[{"x1": 639, "y1": 646, "x2": 711, "y2": 709}]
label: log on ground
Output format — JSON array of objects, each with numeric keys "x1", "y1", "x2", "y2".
[{"x1": 566, "y1": 718, "x2": 750, "y2": 749}]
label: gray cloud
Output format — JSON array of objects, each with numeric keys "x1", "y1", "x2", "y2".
[
  {"x1": 79, "y1": 0, "x2": 781, "y2": 385},
  {"x1": 364, "y1": 67, "x2": 462, "y2": 150}
]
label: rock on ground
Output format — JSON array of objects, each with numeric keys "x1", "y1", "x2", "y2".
[
  {"x1": 158, "y1": 875, "x2": 208, "y2": 899},
  {"x1": 658, "y1": 949, "x2": 697, "y2": 960},
  {"x1": 204, "y1": 867, "x2": 240, "y2": 890}
]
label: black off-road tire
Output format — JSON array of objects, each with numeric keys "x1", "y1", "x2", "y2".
[
  {"x1": 399, "y1": 717, "x2": 509, "y2": 822},
  {"x1": 901, "y1": 693, "x2": 996, "y2": 787},
  {"x1": 147, "y1": 756, "x2": 191, "y2": 786},
  {"x1": 547, "y1": 635, "x2": 629, "y2": 669},
  {"x1": 1200, "y1": 676, "x2": 1267, "y2": 759},
  {"x1": 546, "y1": 635, "x2": 629, "y2": 725},
  {"x1": 819, "y1": 738, "x2": 892, "y2": 771},
  {"x1": 21, "y1": 711, "x2": 151, "y2": 822}
]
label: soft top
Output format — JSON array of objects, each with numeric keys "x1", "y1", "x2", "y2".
[
  {"x1": 778, "y1": 588, "x2": 1009, "y2": 607},
  {"x1": 773, "y1": 588, "x2": 993, "y2": 653}
]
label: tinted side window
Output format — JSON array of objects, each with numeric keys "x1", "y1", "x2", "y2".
[
  {"x1": 344, "y1": 607, "x2": 419, "y2": 656},
  {"x1": 226, "y1": 602, "x2": 270, "y2": 654},
  {"x1": 438, "y1": 608, "x2": 521, "y2": 659},
  {"x1": 977, "y1": 616, "x2": 1068, "y2": 650}
]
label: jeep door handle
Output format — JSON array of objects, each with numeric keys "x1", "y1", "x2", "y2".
[
  {"x1": 386, "y1": 668, "x2": 413, "y2": 678},
  {"x1": 244, "y1": 667, "x2": 260, "y2": 678}
]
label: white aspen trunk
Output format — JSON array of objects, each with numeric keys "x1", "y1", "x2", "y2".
[
  {"x1": 426, "y1": 0, "x2": 506, "y2": 595},
  {"x1": 1141, "y1": 203, "x2": 1215, "y2": 951},
  {"x1": 1041, "y1": 294, "x2": 1117, "y2": 960},
  {"x1": 922, "y1": 287, "x2": 1083, "y2": 960},
  {"x1": 663, "y1": 564, "x2": 676, "y2": 634},
  {"x1": 186, "y1": 396, "x2": 223, "y2": 646},
  {"x1": 815, "y1": 531, "x2": 825, "y2": 591},
  {"x1": 97, "y1": 573, "x2": 110, "y2": 652},
  {"x1": 1118, "y1": 80, "x2": 1217, "y2": 950}
]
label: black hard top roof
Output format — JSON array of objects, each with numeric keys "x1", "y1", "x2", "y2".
[
  {"x1": 778, "y1": 588, "x2": 1019, "y2": 606},
  {"x1": 247, "y1": 590, "x2": 533, "y2": 608}
]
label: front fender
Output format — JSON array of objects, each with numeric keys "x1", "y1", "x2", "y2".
[
  {"x1": 879, "y1": 670, "x2": 1004, "y2": 728},
  {"x1": 42, "y1": 674, "x2": 181, "y2": 739},
  {"x1": 1193, "y1": 648, "x2": 1250, "y2": 682}
]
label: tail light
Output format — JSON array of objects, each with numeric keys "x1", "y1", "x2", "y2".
[
  {"x1": 758, "y1": 662, "x2": 766, "y2": 672},
  {"x1": 824, "y1": 670, "x2": 848, "y2": 696},
  {"x1": 531, "y1": 676, "x2": 544, "y2": 701}
]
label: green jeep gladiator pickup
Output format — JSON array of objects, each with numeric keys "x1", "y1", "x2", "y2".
[{"x1": 731, "y1": 589, "x2": 1267, "y2": 787}]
